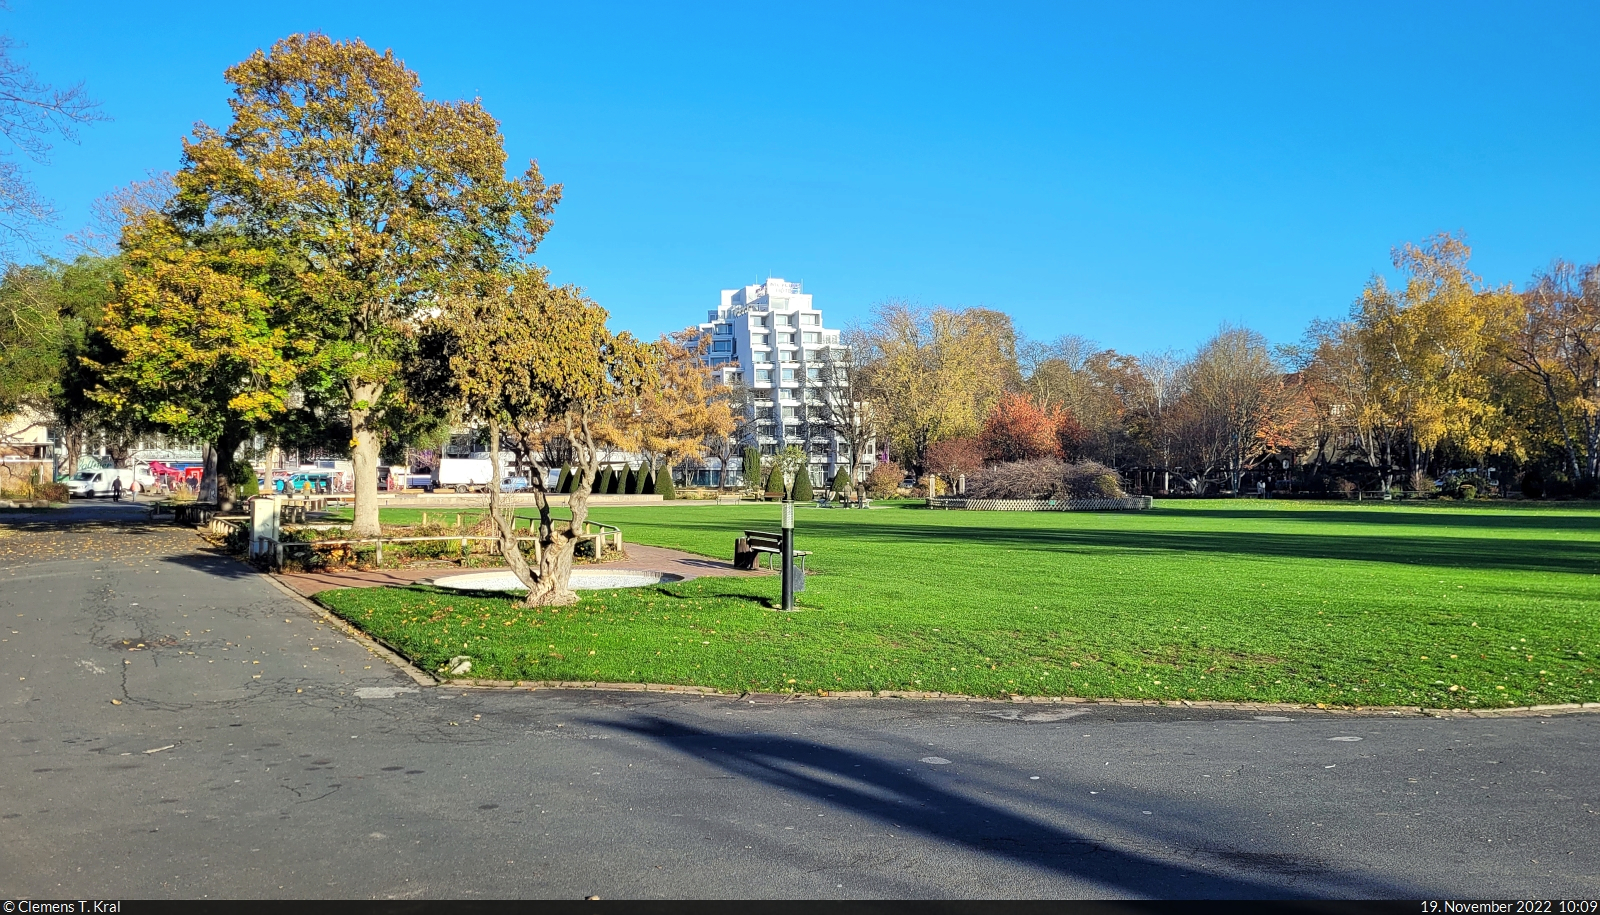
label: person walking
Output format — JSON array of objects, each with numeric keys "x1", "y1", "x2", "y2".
[{"x1": 111, "y1": 476, "x2": 123, "y2": 502}]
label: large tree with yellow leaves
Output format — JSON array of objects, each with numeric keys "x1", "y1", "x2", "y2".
[{"x1": 173, "y1": 33, "x2": 558, "y2": 535}]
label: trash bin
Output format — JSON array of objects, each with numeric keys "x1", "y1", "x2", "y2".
[{"x1": 733, "y1": 536, "x2": 757, "y2": 571}]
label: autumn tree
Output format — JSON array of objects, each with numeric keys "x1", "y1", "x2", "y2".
[
  {"x1": 607, "y1": 329, "x2": 733, "y2": 487},
  {"x1": 979, "y1": 392, "x2": 1060, "y2": 462},
  {"x1": 859, "y1": 302, "x2": 1016, "y2": 475},
  {"x1": 1509, "y1": 260, "x2": 1600, "y2": 481},
  {"x1": 924, "y1": 436, "x2": 983, "y2": 495},
  {"x1": 704, "y1": 374, "x2": 757, "y2": 491},
  {"x1": 810, "y1": 327, "x2": 877, "y2": 502},
  {"x1": 88, "y1": 217, "x2": 304, "y2": 505},
  {"x1": 1171, "y1": 325, "x2": 1306, "y2": 493},
  {"x1": 428, "y1": 271, "x2": 653, "y2": 606},
  {"x1": 173, "y1": 34, "x2": 558, "y2": 537},
  {"x1": 1354, "y1": 234, "x2": 1522, "y2": 478}
]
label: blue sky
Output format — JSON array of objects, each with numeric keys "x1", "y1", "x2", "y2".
[{"x1": 9, "y1": 1, "x2": 1599, "y2": 354}]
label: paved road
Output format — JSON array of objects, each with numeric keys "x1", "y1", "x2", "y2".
[{"x1": 2, "y1": 503, "x2": 1596, "y2": 899}]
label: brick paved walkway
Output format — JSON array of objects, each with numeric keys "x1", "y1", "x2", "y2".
[{"x1": 275, "y1": 542, "x2": 767, "y2": 596}]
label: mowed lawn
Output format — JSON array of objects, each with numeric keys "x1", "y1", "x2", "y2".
[{"x1": 316, "y1": 499, "x2": 1600, "y2": 708}]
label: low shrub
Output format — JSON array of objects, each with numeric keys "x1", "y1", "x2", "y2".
[
  {"x1": 1457, "y1": 484, "x2": 1477, "y2": 501},
  {"x1": 35, "y1": 481, "x2": 68, "y2": 502},
  {"x1": 970, "y1": 459, "x2": 1127, "y2": 500},
  {"x1": 865, "y1": 461, "x2": 902, "y2": 499}
]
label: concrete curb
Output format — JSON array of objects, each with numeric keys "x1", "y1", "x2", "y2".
[{"x1": 435, "y1": 677, "x2": 1600, "y2": 718}]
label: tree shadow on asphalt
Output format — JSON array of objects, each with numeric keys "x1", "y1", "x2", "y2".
[
  {"x1": 159, "y1": 548, "x2": 258, "y2": 580},
  {"x1": 593, "y1": 714, "x2": 1420, "y2": 900},
  {"x1": 0, "y1": 507, "x2": 177, "y2": 537}
]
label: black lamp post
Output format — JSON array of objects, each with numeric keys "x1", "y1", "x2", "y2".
[{"x1": 780, "y1": 463, "x2": 798, "y2": 612}]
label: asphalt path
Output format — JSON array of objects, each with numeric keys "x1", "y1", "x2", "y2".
[{"x1": 1, "y1": 501, "x2": 1596, "y2": 900}]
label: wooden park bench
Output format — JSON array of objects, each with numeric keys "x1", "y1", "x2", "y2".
[{"x1": 738, "y1": 529, "x2": 811, "y2": 573}]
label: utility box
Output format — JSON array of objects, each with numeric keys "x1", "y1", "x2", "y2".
[{"x1": 250, "y1": 495, "x2": 281, "y2": 559}]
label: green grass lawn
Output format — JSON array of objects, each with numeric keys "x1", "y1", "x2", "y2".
[{"x1": 315, "y1": 499, "x2": 1600, "y2": 708}]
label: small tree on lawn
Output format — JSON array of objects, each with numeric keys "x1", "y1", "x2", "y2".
[
  {"x1": 742, "y1": 445, "x2": 762, "y2": 490},
  {"x1": 925, "y1": 436, "x2": 984, "y2": 495},
  {"x1": 556, "y1": 464, "x2": 571, "y2": 494},
  {"x1": 431, "y1": 271, "x2": 654, "y2": 606},
  {"x1": 791, "y1": 464, "x2": 814, "y2": 501},
  {"x1": 594, "y1": 467, "x2": 612, "y2": 497},
  {"x1": 764, "y1": 463, "x2": 786, "y2": 499},
  {"x1": 655, "y1": 468, "x2": 676, "y2": 500}
]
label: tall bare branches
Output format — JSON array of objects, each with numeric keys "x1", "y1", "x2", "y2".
[{"x1": 0, "y1": 31, "x2": 107, "y2": 257}]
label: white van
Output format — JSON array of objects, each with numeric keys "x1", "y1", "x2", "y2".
[
  {"x1": 431, "y1": 458, "x2": 494, "y2": 493},
  {"x1": 65, "y1": 468, "x2": 135, "y2": 498}
]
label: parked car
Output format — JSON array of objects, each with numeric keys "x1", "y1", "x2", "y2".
[
  {"x1": 500, "y1": 476, "x2": 529, "y2": 493},
  {"x1": 65, "y1": 468, "x2": 134, "y2": 498}
]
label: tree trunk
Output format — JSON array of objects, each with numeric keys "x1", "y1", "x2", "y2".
[
  {"x1": 349, "y1": 381, "x2": 383, "y2": 538},
  {"x1": 206, "y1": 425, "x2": 247, "y2": 511},
  {"x1": 520, "y1": 417, "x2": 597, "y2": 608},
  {"x1": 199, "y1": 443, "x2": 220, "y2": 504},
  {"x1": 486, "y1": 419, "x2": 541, "y2": 593}
]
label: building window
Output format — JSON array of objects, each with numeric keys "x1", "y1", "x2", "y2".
[
  {"x1": 753, "y1": 350, "x2": 772, "y2": 364},
  {"x1": 715, "y1": 323, "x2": 732, "y2": 335},
  {"x1": 752, "y1": 333, "x2": 769, "y2": 345},
  {"x1": 781, "y1": 406, "x2": 797, "y2": 419},
  {"x1": 770, "y1": 297, "x2": 789, "y2": 308},
  {"x1": 804, "y1": 349, "x2": 820, "y2": 362},
  {"x1": 729, "y1": 372, "x2": 743, "y2": 383},
  {"x1": 809, "y1": 442, "x2": 829, "y2": 457},
  {"x1": 806, "y1": 367, "x2": 821, "y2": 381},
  {"x1": 755, "y1": 369, "x2": 772, "y2": 382},
  {"x1": 775, "y1": 313, "x2": 795, "y2": 327},
  {"x1": 711, "y1": 339, "x2": 732, "y2": 353},
  {"x1": 778, "y1": 332, "x2": 795, "y2": 344},
  {"x1": 760, "y1": 444, "x2": 777, "y2": 456},
  {"x1": 780, "y1": 349, "x2": 797, "y2": 362},
  {"x1": 802, "y1": 331, "x2": 820, "y2": 344},
  {"x1": 781, "y1": 368, "x2": 796, "y2": 381}
]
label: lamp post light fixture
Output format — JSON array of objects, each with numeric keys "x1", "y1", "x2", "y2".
[{"x1": 775, "y1": 447, "x2": 806, "y2": 611}]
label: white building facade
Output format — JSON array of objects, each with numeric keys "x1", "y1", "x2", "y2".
[{"x1": 697, "y1": 278, "x2": 870, "y2": 487}]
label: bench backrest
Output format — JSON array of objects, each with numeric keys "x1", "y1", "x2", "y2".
[{"x1": 743, "y1": 529, "x2": 783, "y2": 550}]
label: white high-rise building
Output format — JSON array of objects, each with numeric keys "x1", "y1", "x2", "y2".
[{"x1": 697, "y1": 278, "x2": 869, "y2": 487}]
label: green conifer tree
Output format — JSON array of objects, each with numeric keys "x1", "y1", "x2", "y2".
[
  {"x1": 765, "y1": 464, "x2": 786, "y2": 499},
  {"x1": 556, "y1": 465, "x2": 572, "y2": 494},
  {"x1": 594, "y1": 467, "x2": 613, "y2": 496},
  {"x1": 831, "y1": 468, "x2": 850, "y2": 496},
  {"x1": 792, "y1": 466, "x2": 814, "y2": 501},
  {"x1": 655, "y1": 468, "x2": 676, "y2": 500},
  {"x1": 742, "y1": 446, "x2": 762, "y2": 489}
]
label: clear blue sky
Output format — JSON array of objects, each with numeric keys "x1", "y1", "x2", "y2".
[{"x1": 9, "y1": 1, "x2": 1599, "y2": 354}]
